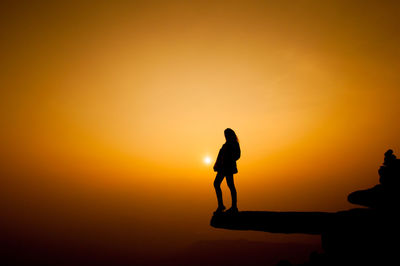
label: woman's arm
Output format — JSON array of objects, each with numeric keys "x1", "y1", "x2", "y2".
[{"x1": 214, "y1": 146, "x2": 224, "y2": 171}]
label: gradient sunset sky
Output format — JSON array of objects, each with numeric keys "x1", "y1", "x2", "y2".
[{"x1": 2, "y1": 0, "x2": 400, "y2": 263}]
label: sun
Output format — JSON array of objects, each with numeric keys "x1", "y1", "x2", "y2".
[{"x1": 203, "y1": 156, "x2": 212, "y2": 165}]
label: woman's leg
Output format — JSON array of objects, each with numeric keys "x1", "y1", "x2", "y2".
[
  {"x1": 213, "y1": 172, "x2": 225, "y2": 207},
  {"x1": 225, "y1": 174, "x2": 237, "y2": 208}
]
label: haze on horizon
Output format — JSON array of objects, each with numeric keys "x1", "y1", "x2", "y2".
[{"x1": 1, "y1": 0, "x2": 400, "y2": 263}]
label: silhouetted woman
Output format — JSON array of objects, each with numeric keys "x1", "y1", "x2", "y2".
[{"x1": 213, "y1": 128, "x2": 241, "y2": 213}]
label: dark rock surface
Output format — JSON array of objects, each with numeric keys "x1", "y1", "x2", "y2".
[
  {"x1": 211, "y1": 211, "x2": 332, "y2": 235},
  {"x1": 348, "y1": 149, "x2": 400, "y2": 209},
  {"x1": 211, "y1": 208, "x2": 399, "y2": 264}
]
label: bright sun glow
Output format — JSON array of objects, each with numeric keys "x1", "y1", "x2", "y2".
[{"x1": 204, "y1": 156, "x2": 212, "y2": 165}]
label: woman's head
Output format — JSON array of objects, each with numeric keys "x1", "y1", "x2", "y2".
[{"x1": 224, "y1": 128, "x2": 239, "y2": 143}]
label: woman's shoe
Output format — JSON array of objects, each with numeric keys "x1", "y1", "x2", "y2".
[
  {"x1": 214, "y1": 205, "x2": 226, "y2": 214},
  {"x1": 226, "y1": 206, "x2": 238, "y2": 213}
]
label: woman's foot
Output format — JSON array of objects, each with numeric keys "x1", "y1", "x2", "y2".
[
  {"x1": 226, "y1": 206, "x2": 238, "y2": 213},
  {"x1": 214, "y1": 205, "x2": 226, "y2": 214}
]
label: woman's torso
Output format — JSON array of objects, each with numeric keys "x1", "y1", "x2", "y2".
[{"x1": 216, "y1": 141, "x2": 240, "y2": 174}]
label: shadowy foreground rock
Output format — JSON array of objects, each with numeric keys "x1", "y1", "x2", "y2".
[{"x1": 211, "y1": 209, "x2": 398, "y2": 264}]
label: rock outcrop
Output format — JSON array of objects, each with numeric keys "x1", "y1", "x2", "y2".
[
  {"x1": 211, "y1": 209, "x2": 398, "y2": 264},
  {"x1": 348, "y1": 149, "x2": 400, "y2": 209}
]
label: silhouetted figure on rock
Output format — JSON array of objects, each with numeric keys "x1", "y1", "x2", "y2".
[
  {"x1": 211, "y1": 149, "x2": 400, "y2": 265},
  {"x1": 348, "y1": 149, "x2": 400, "y2": 208},
  {"x1": 213, "y1": 128, "x2": 241, "y2": 214}
]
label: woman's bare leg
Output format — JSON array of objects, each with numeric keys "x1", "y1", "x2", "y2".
[
  {"x1": 225, "y1": 174, "x2": 237, "y2": 208},
  {"x1": 213, "y1": 172, "x2": 225, "y2": 207}
]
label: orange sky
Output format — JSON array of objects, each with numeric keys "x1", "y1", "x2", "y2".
[{"x1": 2, "y1": 0, "x2": 400, "y2": 260}]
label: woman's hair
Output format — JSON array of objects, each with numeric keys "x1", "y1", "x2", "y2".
[{"x1": 224, "y1": 128, "x2": 239, "y2": 143}]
